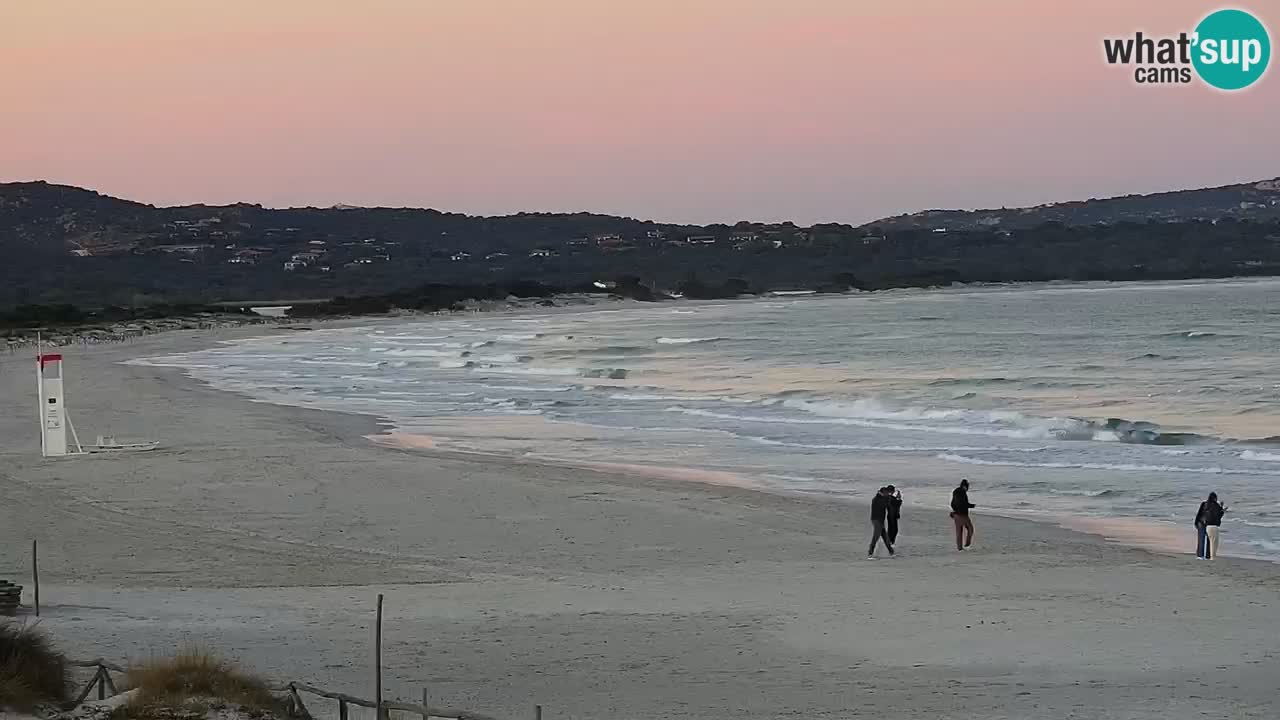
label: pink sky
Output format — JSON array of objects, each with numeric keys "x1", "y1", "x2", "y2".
[{"x1": 1, "y1": 0, "x2": 1275, "y2": 224}]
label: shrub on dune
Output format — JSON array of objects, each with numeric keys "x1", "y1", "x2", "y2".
[
  {"x1": 117, "y1": 648, "x2": 289, "y2": 720},
  {"x1": 0, "y1": 623, "x2": 70, "y2": 711}
]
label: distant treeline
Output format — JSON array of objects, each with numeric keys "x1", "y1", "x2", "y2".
[
  {"x1": 0, "y1": 303, "x2": 253, "y2": 331},
  {"x1": 0, "y1": 277, "x2": 767, "y2": 330}
]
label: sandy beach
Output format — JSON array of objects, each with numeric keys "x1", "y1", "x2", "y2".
[{"x1": 2, "y1": 329, "x2": 1279, "y2": 720}]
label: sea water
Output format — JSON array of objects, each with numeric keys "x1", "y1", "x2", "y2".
[{"x1": 137, "y1": 278, "x2": 1280, "y2": 558}]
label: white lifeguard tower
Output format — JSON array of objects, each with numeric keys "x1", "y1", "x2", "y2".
[
  {"x1": 35, "y1": 341, "x2": 158, "y2": 457},
  {"x1": 37, "y1": 352, "x2": 70, "y2": 456}
]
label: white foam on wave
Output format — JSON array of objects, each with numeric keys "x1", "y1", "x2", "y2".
[
  {"x1": 478, "y1": 383, "x2": 575, "y2": 393},
  {"x1": 125, "y1": 357, "x2": 220, "y2": 369},
  {"x1": 1235, "y1": 538, "x2": 1280, "y2": 553},
  {"x1": 610, "y1": 392, "x2": 754, "y2": 403},
  {"x1": 1242, "y1": 450, "x2": 1280, "y2": 462},
  {"x1": 750, "y1": 437, "x2": 1048, "y2": 453},
  {"x1": 1234, "y1": 518, "x2": 1280, "y2": 529},
  {"x1": 381, "y1": 348, "x2": 459, "y2": 358},
  {"x1": 781, "y1": 397, "x2": 1111, "y2": 441},
  {"x1": 485, "y1": 366, "x2": 581, "y2": 377},
  {"x1": 296, "y1": 359, "x2": 383, "y2": 368},
  {"x1": 656, "y1": 337, "x2": 722, "y2": 345},
  {"x1": 669, "y1": 406, "x2": 1081, "y2": 441},
  {"x1": 936, "y1": 453, "x2": 1280, "y2": 476},
  {"x1": 470, "y1": 353, "x2": 524, "y2": 365}
]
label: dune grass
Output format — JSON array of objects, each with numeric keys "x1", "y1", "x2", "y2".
[
  {"x1": 0, "y1": 622, "x2": 70, "y2": 711},
  {"x1": 117, "y1": 648, "x2": 288, "y2": 720}
]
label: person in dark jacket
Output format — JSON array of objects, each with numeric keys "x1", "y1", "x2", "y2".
[
  {"x1": 886, "y1": 485, "x2": 903, "y2": 544},
  {"x1": 868, "y1": 487, "x2": 895, "y2": 559},
  {"x1": 950, "y1": 479, "x2": 975, "y2": 551},
  {"x1": 1194, "y1": 492, "x2": 1228, "y2": 559}
]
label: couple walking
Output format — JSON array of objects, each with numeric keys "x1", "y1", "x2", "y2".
[
  {"x1": 867, "y1": 485, "x2": 902, "y2": 558},
  {"x1": 1194, "y1": 492, "x2": 1228, "y2": 559}
]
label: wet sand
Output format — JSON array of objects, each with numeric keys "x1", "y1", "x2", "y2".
[{"x1": 2, "y1": 329, "x2": 1279, "y2": 719}]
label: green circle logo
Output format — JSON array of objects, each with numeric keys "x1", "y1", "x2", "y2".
[{"x1": 1192, "y1": 9, "x2": 1271, "y2": 90}]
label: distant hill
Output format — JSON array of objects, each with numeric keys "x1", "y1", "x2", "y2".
[
  {"x1": 3, "y1": 178, "x2": 1280, "y2": 308},
  {"x1": 866, "y1": 178, "x2": 1280, "y2": 231}
]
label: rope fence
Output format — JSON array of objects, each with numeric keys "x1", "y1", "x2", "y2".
[{"x1": 66, "y1": 659, "x2": 504, "y2": 720}]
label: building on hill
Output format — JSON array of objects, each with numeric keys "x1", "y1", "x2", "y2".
[{"x1": 153, "y1": 244, "x2": 213, "y2": 255}]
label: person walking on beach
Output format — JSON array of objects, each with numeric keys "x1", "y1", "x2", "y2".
[
  {"x1": 1194, "y1": 492, "x2": 1228, "y2": 559},
  {"x1": 950, "y1": 479, "x2": 975, "y2": 551},
  {"x1": 868, "y1": 487, "x2": 895, "y2": 559},
  {"x1": 886, "y1": 485, "x2": 903, "y2": 545}
]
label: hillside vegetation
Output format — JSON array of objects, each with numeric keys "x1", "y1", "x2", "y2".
[{"x1": 3, "y1": 179, "x2": 1280, "y2": 308}]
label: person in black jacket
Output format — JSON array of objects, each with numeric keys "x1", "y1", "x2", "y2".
[
  {"x1": 886, "y1": 485, "x2": 903, "y2": 544},
  {"x1": 1194, "y1": 492, "x2": 1228, "y2": 559},
  {"x1": 868, "y1": 487, "x2": 895, "y2": 559},
  {"x1": 950, "y1": 479, "x2": 975, "y2": 551}
]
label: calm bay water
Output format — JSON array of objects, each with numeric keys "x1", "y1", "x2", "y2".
[{"x1": 139, "y1": 279, "x2": 1280, "y2": 557}]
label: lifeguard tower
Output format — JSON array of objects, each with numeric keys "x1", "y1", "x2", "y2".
[
  {"x1": 35, "y1": 343, "x2": 157, "y2": 457},
  {"x1": 37, "y1": 352, "x2": 71, "y2": 456}
]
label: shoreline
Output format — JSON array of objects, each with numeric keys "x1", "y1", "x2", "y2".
[
  {"x1": 377, "y1": 430, "x2": 1254, "y2": 566},
  {"x1": 5, "y1": 322, "x2": 1280, "y2": 718},
  {"x1": 23, "y1": 320, "x2": 1260, "y2": 566}
]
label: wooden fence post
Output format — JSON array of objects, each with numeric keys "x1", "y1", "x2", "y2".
[
  {"x1": 535, "y1": 704, "x2": 543, "y2": 720},
  {"x1": 71, "y1": 669, "x2": 99, "y2": 707},
  {"x1": 100, "y1": 665, "x2": 117, "y2": 696},
  {"x1": 375, "y1": 594, "x2": 384, "y2": 720},
  {"x1": 288, "y1": 684, "x2": 309, "y2": 718},
  {"x1": 32, "y1": 540, "x2": 40, "y2": 617},
  {"x1": 338, "y1": 698, "x2": 348, "y2": 720},
  {"x1": 421, "y1": 687, "x2": 429, "y2": 720}
]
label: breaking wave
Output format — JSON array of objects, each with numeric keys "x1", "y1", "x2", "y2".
[
  {"x1": 664, "y1": 398, "x2": 1222, "y2": 446},
  {"x1": 1160, "y1": 330, "x2": 1227, "y2": 340},
  {"x1": 610, "y1": 392, "x2": 752, "y2": 403},
  {"x1": 936, "y1": 453, "x2": 1279, "y2": 476},
  {"x1": 668, "y1": 405, "x2": 1086, "y2": 440},
  {"x1": 477, "y1": 383, "x2": 575, "y2": 393},
  {"x1": 749, "y1": 437, "x2": 1049, "y2": 453}
]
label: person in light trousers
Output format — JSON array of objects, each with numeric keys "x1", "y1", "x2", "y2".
[{"x1": 1194, "y1": 492, "x2": 1228, "y2": 559}]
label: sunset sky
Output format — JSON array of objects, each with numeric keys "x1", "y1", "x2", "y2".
[{"x1": 2, "y1": 0, "x2": 1276, "y2": 224}]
